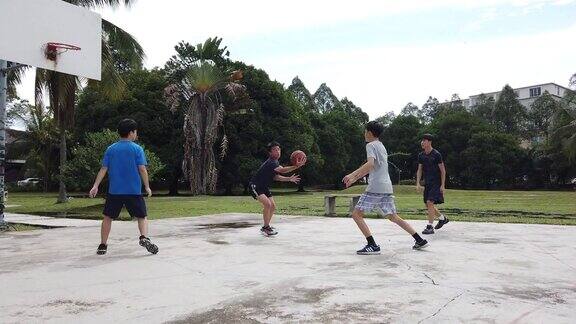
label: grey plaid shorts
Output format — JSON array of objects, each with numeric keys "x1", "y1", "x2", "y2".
[{"x1": 355, "y1": 192, "x2": 397, "y2": 216}]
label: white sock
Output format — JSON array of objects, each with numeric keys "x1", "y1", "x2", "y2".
[
  {"x1": 428, "y1": 221, "x2": 434, "y2": 226},
  {"x1": 439, "y1": 214, "x2": 445, "y2": 220}
]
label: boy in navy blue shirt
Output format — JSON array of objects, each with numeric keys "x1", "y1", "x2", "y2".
[
  {"x1": 89, "y1": 119, "x2": 158, "y2": 255},
  {"x1": 250, "y1": 141, "x2": 304, "y2": 236}
]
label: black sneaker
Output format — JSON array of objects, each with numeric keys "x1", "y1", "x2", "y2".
[
  {"x1": 413, "y1": 239, "x2": 428, "y2": 250},
  {"x1": 422, "y1": 225, "x2": 435, "y2": 235},
  {"x1": 357, "y1": 244, "x2": 381, "y2": 255},
  {"x1": 97, "y1": 243, "x2": 107, "y2": 255},
  {"x1": 260, "y1": 226, "x2": 278, "y2": 236},
  {"x1": 435, "y1": 217, "x2": 449, "y2": 230},
  {"x1": 139, "y1": 236, "x2": 159, "y2": 254}
]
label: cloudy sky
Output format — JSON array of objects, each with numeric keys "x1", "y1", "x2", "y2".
[{"x1": 16, "y1": 0, "x2": 576, "y2": 119}]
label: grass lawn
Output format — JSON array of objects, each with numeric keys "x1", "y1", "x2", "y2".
[{"x1": 5, "y1": 185, "x2": 576, "y2": 225}]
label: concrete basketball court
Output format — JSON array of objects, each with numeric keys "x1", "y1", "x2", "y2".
[{"x1": 1, "y1": 213, "x2": 575, "y2": 323}]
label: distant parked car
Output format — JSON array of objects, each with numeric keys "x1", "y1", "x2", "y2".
[{"x1": 17, "y1": 178, "x2": 43, "y2": 187}]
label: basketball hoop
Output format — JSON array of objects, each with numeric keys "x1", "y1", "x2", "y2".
[{"x1": 44, "y1": 42, "x2": 81, "y2": 62}]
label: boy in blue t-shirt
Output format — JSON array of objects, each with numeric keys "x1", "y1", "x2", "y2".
[{"x1": 89, "y1": 119, "x2": 158, "y2": 255}]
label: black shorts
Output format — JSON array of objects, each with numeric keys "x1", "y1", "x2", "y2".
[
  {"x1": 249, "y1": 183, "x2": 272, "y2": 200},
  {"x1": 423, "y1": 185, "x2": 444, "y2": 205},
  {"x1": 103, "y1": 194, "x2": 147, "y2": 219}
]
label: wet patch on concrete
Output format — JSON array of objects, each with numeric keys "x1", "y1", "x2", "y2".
[
  {"x1": 40, "y1": 299, "x2": 113, "y2": 315},
  {"x1": 206, "y1": 239, "x2": 230, "y2": 245},
  {"x1": 410, "y1": 299, "x2": 426, "y2": 305},
  {"x1": 169, "y1": 285, "x2": 338, "y2": 323},
  {"x1": 469, "y1": 238, "x2": 502, "y2": 244},
  {"x1": 468, "y1": 316, "x2": 498, "y2": 323},
  {"x1": 495, "y1": 259, "x2": 535, "y2": 268},
  {"x1": 483, "y1": 286, "x2": 566, "y2": 304},
  {"x1": 316, "y1": 302, "x2": 392, "y2": 323},
  {"x1": 196, "y1": 222, "x2": 258, "y2": 230}
]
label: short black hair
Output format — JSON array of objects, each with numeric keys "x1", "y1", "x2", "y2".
[
  {"x1": 266, "y1": 141, "x2": 281, "y2": 152},
  {"x1": 422, "y1": 133, "x2": 434, "y2": 141},
  {"x1": 118, "y1": 119, "x2": 138, "y2": 138},
  {"x1": 365, "y1": 121, "x2": 384, "y2": 137}
]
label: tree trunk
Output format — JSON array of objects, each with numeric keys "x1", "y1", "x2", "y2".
[
  {"x1": 183, "y1": 105, "x2": 204, "y2": 195},
  {"x1": 168, "y1": 163, "x2": 181, "y2": 196},
  {"x1": 224, "y1": 183, "x2": 233, "y2": 196},
  {"x1": 183, "y1": 99, "x2": 220, "y2": 196},
  {"x1": 54, "y1": 73, "x2": 76, "y2": 203},
  {"x1": 56, "y1": 126, "x2": 67, "y2": 203},
  {"x1": 43, "y1": 148, "x2": 50, "y2": 193}
]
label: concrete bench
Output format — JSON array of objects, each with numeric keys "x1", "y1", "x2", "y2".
[{"x1": 324, "y1": 194, "x2": 361, "y2": 217}]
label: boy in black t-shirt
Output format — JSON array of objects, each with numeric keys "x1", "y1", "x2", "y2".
[
  {"x1": 416, "y1": 134, "x2": 449, "y2": 234},
  {"x1": 250, "y1": 141, "x2": 304, "y2": 236}
]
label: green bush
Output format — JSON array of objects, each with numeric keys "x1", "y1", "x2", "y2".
[{"x1": 63, "y1": 129, "x2": 165, "y2": 192}]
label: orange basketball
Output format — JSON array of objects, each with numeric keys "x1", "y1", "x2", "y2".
[{"x1": 290, "y1": 150, "x2": 307, "y2": 166}]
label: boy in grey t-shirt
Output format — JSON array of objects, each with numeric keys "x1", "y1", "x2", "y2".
[{"x1": 343, "y1": 121, "x2": 428, "y2": 254}]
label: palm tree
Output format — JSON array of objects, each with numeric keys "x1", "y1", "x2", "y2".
[
  {"x1": 33, "y1": 1, "x2": 144, "y2": 202},
  {"x1": 165, "y1": 39, "x2": 244, "y2": 195},
  {"x1": 8, "y1": 100, "x2": 58, "y2": 192}
]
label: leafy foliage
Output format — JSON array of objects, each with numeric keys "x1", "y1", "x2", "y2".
[{"x1": 63, "y1": 129, "x2": 164, "y2": 191}]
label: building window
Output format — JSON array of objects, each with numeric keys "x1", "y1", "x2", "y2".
[{"x1": 529, "y1": 87, "x2": 541, "y2": 98}]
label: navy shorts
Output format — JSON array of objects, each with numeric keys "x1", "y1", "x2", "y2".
[
  {"x1": 103, "y1": 194, "x2": 147, "y2": 219},
  {"x1": 424, "y1": 185, "x2": 444, "y2": 205},
  {"x1": 249, "y1": 183, "x2": 272, "y2": 200}
]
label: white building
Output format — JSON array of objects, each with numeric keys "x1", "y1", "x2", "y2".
[{"x1": 463, "y1": 83, "x2": 570, "y2": 109}]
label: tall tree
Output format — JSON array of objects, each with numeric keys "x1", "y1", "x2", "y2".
[
  {"x1": 425, "y1": 111, "x2": 492, "y2": 187},
  {"x1": 376, "y1": 111, "x2": 395, "y2": 126},
  {"x1": 421, "y1": 96, "x2": 440, "y2": 123},
  {"x1": 493, "y1": 85, "x2": 527, "y2": 136},
  {"x1": 462, "y1": 132, "x2": 525, "y2": 189},
  {"x1": 7, "y1": 100, "x2": 58, "y2": 192},
  {"x1": 527, "y1": 91, "x2": 559, "y2": 140},
  {"x1": 437, "y1": 94, "x2": 467, "y2": 117},
  {"x1": 313, "y1": 83, "x2": 341, "y2": 113},
  {"x1": 400, "y1": 102, "x2": 420, "y2": 118},
  {"x1": 340, "y1": 97, "x2": 369, "y2": 125},
  {"x1": 471, "y1": 93, "x2": 495, "y2": 123},
  {"x1": 165, "y1": 38, "x2": 245, "y2": 195},
  {"x1": 287, "y1": 77, "x2": 315, "y2": 111}
]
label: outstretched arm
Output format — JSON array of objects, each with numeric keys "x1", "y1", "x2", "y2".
[
  {"x1": 275, "y1": 165, "x2": 301, "y2": 174},
  {"x1": 342, "y1": 158, "x2": 375, "y2": 188},
  {"x1": 274, "y1": 174, "x2": 300, "y2": 184}
]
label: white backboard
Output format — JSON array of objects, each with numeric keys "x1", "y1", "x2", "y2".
[{"x1": 0, "y1": 0, "x2": 102, "y2": 80}]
